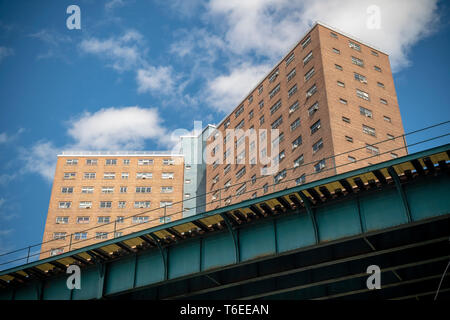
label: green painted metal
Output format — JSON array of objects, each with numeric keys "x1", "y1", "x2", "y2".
[{"x1": 1, "y1": 144, "x2": 449, "y2": 300}]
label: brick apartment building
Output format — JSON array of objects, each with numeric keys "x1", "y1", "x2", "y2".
[
  {"x1": 205, "y1": 22, "x2": 407, "y2": 211},
  {"x1": 40, "y1": 153, "x2": 184, "y2": 258}
]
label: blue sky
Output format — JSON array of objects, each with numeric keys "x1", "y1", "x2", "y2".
[{"x1": 0, "y1": 0, "x2": 449, "y2": 265}]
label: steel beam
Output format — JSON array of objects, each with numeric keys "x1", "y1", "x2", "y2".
[
  {"x1": 220, "y1": 213, "x2": 240, "y2": 264},
  {"x1": 388, "y1": 166, "x2": 412, "y2": 223},
  {"x1": 298, "y1": 191, "x2": 319, "y2": 244}
]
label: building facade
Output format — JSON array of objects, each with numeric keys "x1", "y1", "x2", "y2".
[
  {"x1": 205, "y1": 22, "x2": 407, "y2": 211},
  {"x1": 180, "y1": 124, "x2": 216, "y2": 217},
  {"x1": 40, "y1": 152, "x2": 184, "y2": 259}
]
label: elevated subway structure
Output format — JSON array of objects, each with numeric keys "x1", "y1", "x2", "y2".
[{"x1": 0, "y1": 144, "x2": 449, "y2": 300}]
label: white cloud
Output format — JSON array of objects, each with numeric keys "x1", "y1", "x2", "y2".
[
  {"x1": 206, "y1": 0, "x2": 439, "y2": 72},
  {"x1": 29, "y1": 29, "x2": 72, "y2": 61},
  {"x1": 205, "y1": 63, "x2": 271, "y2": 113},
  {"x1": 0, "y1": 46, "x2": 14, "y2": 63},
  {"x1": 0, "y1": 128, "x2": 24, "y2": 144},
  {"x1": 105, "y1": 0, "x2": 127, "y2": 10},
  {"x1": 67, "y1": 106, "x2": 171, "y2": 150},
  {"x1": 19, "y1": 141, "x2": 59, "y2": 182},
  {"x1": 136, "y1": 66, "x2": 176, "y2": 94},
  {"x1": 80, "y1": 30, "x2": 145, "y2": 72}
]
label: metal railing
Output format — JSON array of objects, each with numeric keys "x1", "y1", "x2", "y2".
[{"x1": 0, "y1": 120, "x2": 449, "y2": 271}]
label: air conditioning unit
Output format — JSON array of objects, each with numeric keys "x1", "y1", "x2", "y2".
[
  {"x1": 306, "y1": 92, "x2": 312, "y2": 98},
  {"x1": 361, "y1": 79, "x2": 367, "y2": 84},
  {"x1": 294, "y1": 162, "x2": 300, "y2": 168}
]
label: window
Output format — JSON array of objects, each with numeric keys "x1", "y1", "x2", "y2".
[
  {"x1": 105, "y1": 159, "x2": 117, "y2": 165},
  {"x1": 251, "y1": 174, "x2": 257, "y2": 184},
  {"x1": 64, "y1": 172, "x2": 76, "y2": 179},
  {"x1": 134, "y1": 201, "x2": 150, "y2": 208},
  {"x1": 306, "y1": 84, "x2": 317, "y2": 98},
  {"x1": 360, "y1": 106, "x2": 373, "y2": 118},
  {"x1": 114, "y1": 232, "x2": 123, "y2": 238},
  {"x1": 50, "y1": 248, "x2": 64, "y2": 256},
  {"x1": 312, "y1": 139, "x2": 323, "y2": 153},
  {"x1": 185, "y1": 193, "x2": 190, "y2": 198},
  {"x1": 289, "y1": 101, "x2": 300, "y2": 115},
  {"x1": 161, "y1": 186, "x2": 173, "y2": 193},
  {"x1": 308, "y1": 102, "x2": 319, "y2": 116},
  {"x1": 269, "y1": 83, "x2": 280, "y2": 99},
  {"x1": 59, "y1": 201, "x2": 71, "y2": 209},
  {"x1": 259, "y1": 100, "x2": 264, "y2": 109},
  {"x1": 301, "y1": 35, "x2": 311, "y2": 49},
  {"x1": 224, "y1": 118, "x2": 230, "y2": 129},
  {"x1": 162, "y1": 172, "x2": 174, "y2": 179},
  {"x1": 292, "y1": 136, "x2": 302, "y2": 150},
  {"x1": 185, "y1": 178, "x2": 192, "y2": 183},
  {"x1": 235, "y1": 119, "x2": 245, "y2": 130},
  {"x1": 270, "y1": 99, "x2": 282, "y2": 115},
  {"x1": 163, "y1": 159, "x2": 175, "y2": 165},
  {"x1": 387, "y1": 134, "x2": 395, "y2": 140},
  {"x1": 74, "y1": 232, "x2": 87, "y2": 240},
  {"x1": 391, "y1": 153, "x2": 398, "y2": 159},
  {"x1": 339, "y1": 98, "x2": 348, "y2": 105},
  {"x1": 285, "y1": 52, "x2": 295, "y2": 66},
  {"x1": 56, "y1": 216, "x2": 69, "y2": 224},
  {"x1": 236, "y1": 167, "x2": 246, "y2": 180},
  {"x1": 236, "y1": 184, "x2": 246, "y2": 196},
  {"x1": 121, "y1": 172, "x2": 129, "y2": 179},
  {"x1": 100, "y1": 201, "x2": 112, "y2": 208},
  {"x1": 81, "y1": 186, "x2": 94, "y2": 194},
  {"x1": 345, "y1": 136, "x2": 353, "y2": 143},
  {"x1": 260, "y1": 130, "x2": 266, "y2": 141},
  {"x1": 274, "y1": 169, "x2": 287, "y2": 184},
  {"x1": 330, "y1": 32, "x2": 338, "y2": 39},
  {"x1": 348, "y1": 41, "x2": 361, "y2": 51},
  {"x1": 86, "y1": 159, "x2": 97, "y2": 165},
  {"x1": 342, "y1": 116, "x2": 351, "y2": 123},
  {"x1": 236, "y1": 150, "x2": 245, "y2": 164},
  {"x1": 363, "y1": 125, "x2": 376, "y2": 136},
  {"x1": 384, "y1": 116, "x2": 392, "y2": 123},
  {"x1": 79, "y1": 201, "x2": 92, "y2": 209},
  {"x1": 273, "y1": 150, "x2": 285, "y2": 165},
  {"x1": 53, "y1": 232, "x2": 66, "y2": 240},
  {"x1": 335, "y1": 64, "x2": 343, "y2": 71},
  {"x1": 249, "y1": 110, "x2": 254, "y2": 119},
  {"x1": 303, "y1": 51, "x2": 313, "y2": 65},
  {"x1": 263, "y1": 183, "x2": 269, "y2": 193},
  {"x1": 314, "y1": 159, "x2": 326, "y2": 172},
  {"x1": 269, "y1": 69, "x2": 279, "y2": 83},
  {"x1": 137, "y1": 172, "x2": 152, "y2": 179},
  {"x1": 374, "y1": 65, "x2": 382, "y2": 72},
  {"x1": 351, "y1": 56, "x2": 364, "y2": 67},
  {"x1": 96, "y1": 232, "x2": 108, "y2": 240},
  {"x1": 77, "y1": 217, "x2": 90, "y2": 224},
  {"x1": 224, "y1": 179, "x2": 231, "y2": 189},
  {"x1": 287, "y1": 68, "x2": 296, "y2": 81},
  {"x1": 97, "y1": 216, "x2": 110, "y2": 223},
  {"x1": 294, "y1": 154, "x2": 304, "y2": 168},
  {"x1": 248, "y1": 95, "x2": 253, "y2": 104},
  {"x1": 120, "y1": 186, "x2": 127, "y2": 193},
  {"x1": 272, "y1": 115, "x2": 283, "y2": 129},
  {"x1": 138, "y1": 159, "x2": 154, "y2": 165},
  {"x1": 304, "y1": 67, "x2": 315, "y2": 82},
  {"x1": 377, "y1": 82, "x2": 385, "y2": 88},
  {"x1": 160, "y1": 201, "x2": 173, "y2": 208},
  {"x1": 66, "y1": 159, "x2": 78, "y2": 165},
  {"x1": 296, "y1": 174, "x2": 306, "y2": 185},
  {"x1": 235, "y1": 105, "x2": 244, "y2": 118},
  {"x1": 132, "y1": 216, "x2": 149, "y2": 224},
  {"x1": 61, "y1": 187, "x2": 73, "y2": 194},
  {"x1": 348, "y1": 156, "x2": 356, "y2": 162},
  {"x1": 251, "y1": 193, "x2": 257, "y2": 199},
  {"x1": 371, "y1": 50, "x2": 379, "y2": 56},
  {"x1": 356, "y1": 89, "x2": 370, "y2": 101},
  {"x1": 337, "y1": 81, "x2": 345, "y2": 87},
  {"x1": 101, "y1": 186, "x2": 114, "y2": 194},
  {"x1": 272, "y1": 132, "x2": 284, "y2": 147},
  {"x1": 103, "y1": 172, "x2": 115, "y2": 180},
  {"x1": 288, "y1": 84, "x2": 298, "y2": 97},
  {"x1": 332, "y1": 48, "x2": 340, "y2": 54},
  {"x1": 118, "y1": 201, "x2": 126, "y2": 208},
  {"x1": 224, "y1": 164, "x2": 231, "y2": 174},
  {"x1": 260, "y1": 147, "x2": 266, "y2": 158},
  {"x1": 310, "y1": 120, "x2": 321, "y2": 134},
  {"x1": 136, "y1": 186, "x2": 151, "y2": 193},
  {"x1": 123, "y1": 159, "x2": 130, "y2": 165},
  {"x1": 366, "y1": 144, "x2": 379, "y2": 155},
  {"x1": 83, "y1": 172, "x2": 95, "y2": 179},
  {"x1": 258, "y1": 85, "x2": 263, "y2": 95},
  {"x1": 290, "y1": 118, "x2": 300, "y2": 131},
  {"x1": 160, "y1": 217, "x2": 171, "y2": 223},
  {"x1": 380, "y1": 98, "x2": 388, "y2": 105},
  {"x1": 354, "y1": 72, "x2": 367, "y2": 83}
]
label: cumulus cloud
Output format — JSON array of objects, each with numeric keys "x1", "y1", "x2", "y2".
[
  {"x1": 18, "y1": 141, "x2": 60, "y2": 182},
  {"x1": 205, "y1": 63, "x2": 271, "y2": 113},
  {"x1": 0, "y1": 128, "x2": 24, "y2": 144},
  {"x1": 80, "y1": 30, "x2": 145, "y2": 72},
  {"x1": 0, "y1": 46, "x2": 14, "y2": 63},
  {"x1": 67, "y1": 106, "x2": 170, "y2": 150},
  {"x1": 136, "y1": 66, "x2": 176, "y2": 94}
]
